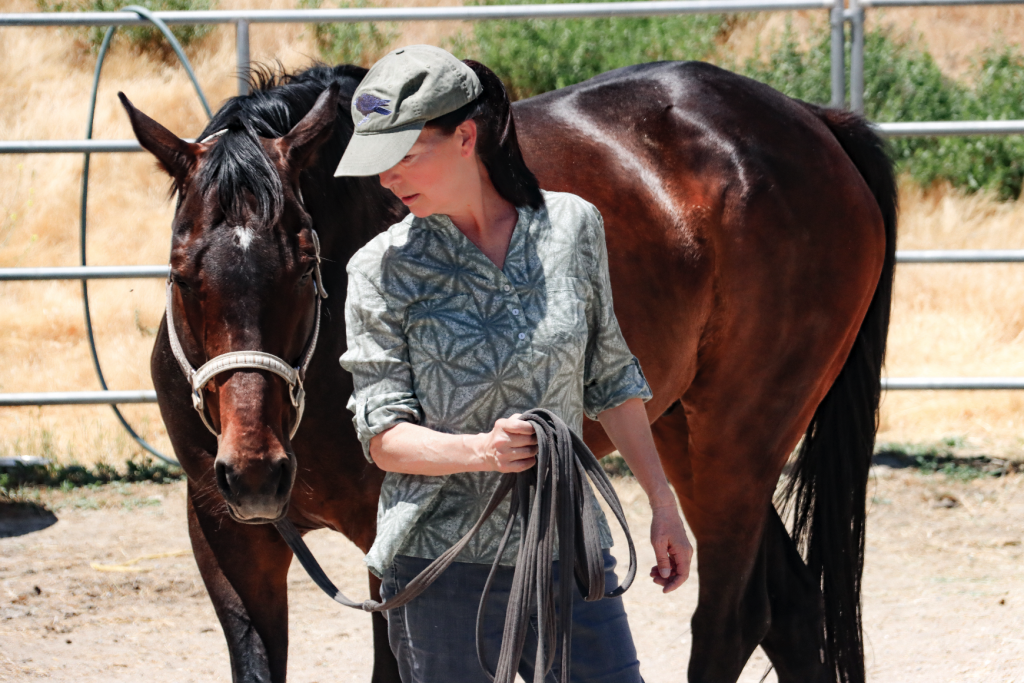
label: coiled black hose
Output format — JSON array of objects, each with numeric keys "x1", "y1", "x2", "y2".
[{"x1": 81, "y1": 5, "x2": 212, "y2": 466}]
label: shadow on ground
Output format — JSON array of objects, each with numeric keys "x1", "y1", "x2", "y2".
[{"x1": 0, "y1": 500, "x2": 57, "y2": 538}]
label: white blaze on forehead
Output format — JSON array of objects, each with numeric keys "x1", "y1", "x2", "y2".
[{"x1": 233, "y1": 226, "x2": 256, "y2": 251}]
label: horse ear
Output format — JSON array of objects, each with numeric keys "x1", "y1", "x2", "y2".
[
  {"x1": 279, "y1": 82, "x2": 341, "y2": 172},
  {"x1": 118, "y1": 92, "x2": 197, "y2": 186}
]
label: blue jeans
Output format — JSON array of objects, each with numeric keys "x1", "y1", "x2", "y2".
[{"x1": 380, "y1": 550, "x2": 643, "y2": 683}]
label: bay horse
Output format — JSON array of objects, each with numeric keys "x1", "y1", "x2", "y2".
[{"x1": 121, "y1": 59, "x2": 895, "y2": 683}]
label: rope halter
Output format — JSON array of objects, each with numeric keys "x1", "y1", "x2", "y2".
[{"x1": 164, "y1": 228, "x2": 327, "y2": 440}]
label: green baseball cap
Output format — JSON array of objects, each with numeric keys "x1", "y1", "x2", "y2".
[{"x1": 333, "y1": 45, "x2": 483, "y2": 177}]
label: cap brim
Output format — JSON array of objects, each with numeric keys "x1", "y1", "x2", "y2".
[{"x1": 333, "y1": 122, "x2": 424, "y2": 177}]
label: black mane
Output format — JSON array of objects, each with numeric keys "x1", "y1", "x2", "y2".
[{"x1": 195, "y1": 63, "x2": 368, "y2": 230}]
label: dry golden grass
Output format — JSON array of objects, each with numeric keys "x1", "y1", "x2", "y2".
[
  {"x1": 2, "y1": 0, "x2": 1023, "y2": 465},
  {"x1": 720, "y1": 11, "x2": 825, "y2": 64},
  {"x1": 880, "y1": 181, "x2": 1024, "y2": 456},
  {"x1": 868, "y1": 6, "x2": 1024, "y2": 80}
]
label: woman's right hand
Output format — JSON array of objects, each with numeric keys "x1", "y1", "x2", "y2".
[{"x1": 474, "y1": 414, "x2": 538, "y2": 472}]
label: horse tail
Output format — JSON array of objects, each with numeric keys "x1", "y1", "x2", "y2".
[{"x1": 782, "y1": 104, "x2": 898, "y2": 683}]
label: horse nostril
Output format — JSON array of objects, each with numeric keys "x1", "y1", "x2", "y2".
[
  {"x1": 214, "y1": 459, "x2": 233, "y2": 498},
  {"x1": 274, "y1": 458, "x2": 293, "y2": 499}
]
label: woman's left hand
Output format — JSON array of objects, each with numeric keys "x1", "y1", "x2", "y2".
[{"x1": 649, "y1": 502, "x2": 693, "y2": 593}]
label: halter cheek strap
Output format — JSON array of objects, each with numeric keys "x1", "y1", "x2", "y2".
[{"x1": 165, "y1": 229, "x2": 327, "y2": 440}]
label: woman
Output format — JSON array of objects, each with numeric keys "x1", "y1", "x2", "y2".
[{"x1": 336, "y1": 45, "x2": 692, "y2": 682}]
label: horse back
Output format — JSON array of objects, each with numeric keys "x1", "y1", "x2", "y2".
[{"x1": 513, "y1": 61, "x2": 887, "y2": 451}]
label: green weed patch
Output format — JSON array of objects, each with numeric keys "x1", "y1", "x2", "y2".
[
  {"x1": 456, "y1": 0, "x2": 730, "y2": 99},
  {"x1": 873, "y1": 443, "x2": 1021, "y2": 480},
  {"x1": 299, "y1": 0, "x2": 398, "y2": 68},
  {"x1": 0, "y1": 458, "x2": 184, "y2": 492}
]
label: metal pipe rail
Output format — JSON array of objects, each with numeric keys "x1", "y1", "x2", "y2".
[
  {"x1": 896, "y1": 250, "x2": 1024, "y2": 263},
  {"x1": 5, "y1": 382, "x2": 1024, "y2": 405},
  {"x1": 3, "y1": 119, "x2": 1023, "y2": 156},
  {"x1": 0, "y1": 140, "x2": 188, "y2": 154},
  {"x1": 883, "y1": 378, "x2": 1024, "y2": 390},
  {"x1": 0, "y1": 1, "x2": 833, "y2": 26},
  {"x1": 861, "y1": 0, "x2": 1023, "y2": 6},
  {"x1": 876, "y1": 121, "x2": 1024, "y2": 137},
  {"x1": 0, "y1": 266, "x2": 169, "y2": 280},
  {"x1": 2, "y1": 254, "x2": 1024, "y2": 283},
  {"x1": 0, "y1": 391, "x2": 157, "y2": 406}
]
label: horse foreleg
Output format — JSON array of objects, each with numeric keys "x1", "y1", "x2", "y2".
[
  {"x1": 651, "y1": 408, "x2": 772, "y2": 683},
  {"x1": 188, "y1": 483, "x2": 293, "y2": 683}
]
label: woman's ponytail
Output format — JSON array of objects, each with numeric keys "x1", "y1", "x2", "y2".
[{"x1": 426, "y1": 60, "x2": 543, "y2": 210}]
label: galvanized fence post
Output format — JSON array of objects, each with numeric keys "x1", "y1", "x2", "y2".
[
  {"x1": 830, "y1": 0, "x2": 846, "y2": 107},
  {"x1": 849, "y1": 0, "x2": 865, "y2": 113},
  {"x1": 236, "y1": 18, "x2": 250, "y2": 96}
]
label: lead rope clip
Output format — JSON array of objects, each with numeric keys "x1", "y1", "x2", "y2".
[
  {"x1": 289, "y1": 376, "x2": 305, "y2": 409},
  {"x1": 311, "y1": 229, "x2": 328, "y2": 299}
]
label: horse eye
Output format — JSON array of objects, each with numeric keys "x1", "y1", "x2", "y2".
[
  {"x1": 300, "y1": 267, "x2": 314, "y2": 283},
  {"x1": 172, "y1": 274, "x2": 191, "y2": 291}
]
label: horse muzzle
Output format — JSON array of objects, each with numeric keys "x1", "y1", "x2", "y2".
[{"x1": 214, "y1": 451, "x2": 295, "y2": 523}]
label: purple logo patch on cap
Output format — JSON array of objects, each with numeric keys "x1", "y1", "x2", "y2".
[{"x1": 356, "y1": 94, "x2": 392, "y2": 126}]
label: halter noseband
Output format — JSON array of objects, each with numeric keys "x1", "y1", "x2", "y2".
[
  {"x1": 166, "y1": 129, "x2": 327, "y2": 440},
  {"x1": 165, "y1": 228, "x2": 326, "y2": 440}
]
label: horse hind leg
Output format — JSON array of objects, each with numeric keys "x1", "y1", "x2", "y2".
[
  {"x1": 759, "y1": 506, "x2": 829, "y2": 683},
  {"x1": 650, "y1": 407, "x2": 773, "y2": 683},
  {"x1": 369, "y1": 573, "x2": 402, "y2": 683}
]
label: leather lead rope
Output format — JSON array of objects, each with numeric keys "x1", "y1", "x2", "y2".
[{"x1": 274, "y1": 407, "x2": 637, "y2": 683}]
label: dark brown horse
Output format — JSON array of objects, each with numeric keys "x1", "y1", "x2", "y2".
[{"x1": 121, "y1": 59, "x2": 895, "y2": 683}]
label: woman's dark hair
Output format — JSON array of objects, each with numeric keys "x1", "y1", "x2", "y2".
[{"x1": 425, "y1": 60, "x2": 543, "y2": 210}]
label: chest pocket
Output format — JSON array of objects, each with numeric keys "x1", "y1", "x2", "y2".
[{"x1": 534, "y1": 276, "x2": 590, "y2": 362}]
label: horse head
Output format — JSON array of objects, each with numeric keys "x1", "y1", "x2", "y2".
[{"x1": 120, "y1": 84, "x2": 341, "y2": 523}]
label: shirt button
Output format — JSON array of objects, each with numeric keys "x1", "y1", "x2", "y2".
[
  {"x1": 511, "y1": 308, "x2": 520, "y2": 315},
  {"x1": 502, "y1": 284, "x2": 511, "y2": 292},
  {"x1": 518, "y1": 332, "x2": 526, "y2": 340}
]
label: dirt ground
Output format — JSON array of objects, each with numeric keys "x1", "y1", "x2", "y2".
[{"x1": 3, "y1": 469, "x2": 1024, "y2": 682}]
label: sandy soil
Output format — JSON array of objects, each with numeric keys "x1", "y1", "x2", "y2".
[{"x1": 2, "y1": 470, "x2": 1024, "y2": 682}]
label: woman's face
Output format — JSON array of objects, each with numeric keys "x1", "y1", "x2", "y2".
[{"x1": 378, "y1": 120, "x2": 479, "y2": 218}]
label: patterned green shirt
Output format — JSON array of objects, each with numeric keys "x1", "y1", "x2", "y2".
[{"x1": 340, "y1": 190, "x2": 653, "y2": 578}]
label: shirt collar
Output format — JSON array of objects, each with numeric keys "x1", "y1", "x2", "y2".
[{"x1": 417, "y1": 202, "x2": 536, "y2": 233}]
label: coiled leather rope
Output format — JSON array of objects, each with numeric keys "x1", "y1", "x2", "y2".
[{"x1": 275, "y1": 407, "x2": 637, "y2": 683}]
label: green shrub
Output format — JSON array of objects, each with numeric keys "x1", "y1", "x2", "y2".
[
  {"x1": 737, "y1": 23, "x2": 834, "y2": 105},
  {"x1": 37, "y1": 0, "x2": 216, "y2": 52},
  {"x1": 463, "y1": 0, "x2": 730, "y2": 99},
  {"x1": 740, "y1": 25, "x2": 1024, "y2": 200},
  {"x1": 300, "y1": 0, "x2": 398, "y2": 68},
  {"x1": 935, "y1": 50, "x2": 1024, "y2": 199}
]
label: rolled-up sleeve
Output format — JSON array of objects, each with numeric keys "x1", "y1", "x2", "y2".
[
  {"x1": 339, "y1": 266, "x2": 422, "y2": 463},
  {"x1": 581, "y1": 205, "x2": 654, "y2": 420}
]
